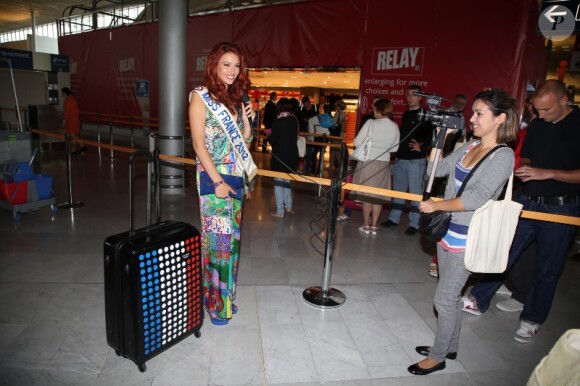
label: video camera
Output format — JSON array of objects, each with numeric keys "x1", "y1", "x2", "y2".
[{"x1": 414, "y1": 92, "x2": 465, "y2": 131}]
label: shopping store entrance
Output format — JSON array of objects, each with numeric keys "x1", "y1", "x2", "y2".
[{"x1": 247, "y1": 67, "x2": 361, "y2": 141}]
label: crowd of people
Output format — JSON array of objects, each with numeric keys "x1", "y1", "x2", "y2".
[{"x1": 189, "y1": 42, "x2": 579, "y2": 377}]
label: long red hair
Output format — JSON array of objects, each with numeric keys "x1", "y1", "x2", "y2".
[{"x1": 203, "y1": 42, "x2": 251, "y2": 113}]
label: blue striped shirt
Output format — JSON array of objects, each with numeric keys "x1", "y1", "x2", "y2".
[{"x1": 438, "y1": 141, "x2": 479, "y2": 252}]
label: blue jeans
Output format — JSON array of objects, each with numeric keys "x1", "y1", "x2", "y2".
[
  {"x1": 470, "y1": 196, "x2": 579, "y2": 324},
  {"x1": 274, "y1": 178, "x2": 292, "y2": 215},
  {"x1": 388, "y1": 158, "x2": 427, "y2": 229}
]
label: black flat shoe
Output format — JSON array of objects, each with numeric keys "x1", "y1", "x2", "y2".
[
  {"x1": 415, "y1": 346, "x2": 457, "y2": 360},
  {"x1": 407, "y1": 360, "x2": 446, "y2": 375}
]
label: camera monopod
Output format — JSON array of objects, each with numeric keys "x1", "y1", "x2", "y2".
[{"x1": 423, "y1": 127, "x2": 455, "y2": 200}]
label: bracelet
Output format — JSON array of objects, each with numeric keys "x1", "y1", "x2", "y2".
[{"x1": 212, "y1": 180, "x2": 224, "y2": 188}]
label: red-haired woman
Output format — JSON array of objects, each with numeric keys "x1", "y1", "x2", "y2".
[{"x1": 189, "y1": 42, "x2": 256, "y2": 325}]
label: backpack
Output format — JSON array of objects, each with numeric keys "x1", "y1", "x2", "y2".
[{"x1": 318, "y1": 113, "x2": 333, "y2": 128}]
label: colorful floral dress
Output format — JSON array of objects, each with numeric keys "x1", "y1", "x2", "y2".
[{"x1": 196, "y1": 106, "x2": 244, "y2": 320}]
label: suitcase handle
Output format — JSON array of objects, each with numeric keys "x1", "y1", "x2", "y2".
[{"x1": 129, "y1": 150, "x2": 161, "y2": 235}]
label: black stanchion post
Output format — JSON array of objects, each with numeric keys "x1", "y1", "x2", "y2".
[
  {"x1": 57, "y1": 133, "x2": 84, "y2": 210},
  {"x1": 108, "y1": 116, "x2": 117, "y2": 161},
  {"x1": 317, "y1": 134, "x2": 327, "y2": 197},
  {"x1": 129, "y1": 115, "x2": 134, "y2": 148},
  {"x1": 303, "y1": 178, "x2": 346, "y2": 308},
  {"x1": 96, "y1": 113, "x2": 102, "y2": 157},
  {"x1": 338, "y1": 142, "x2": 347, "y2": 179}
]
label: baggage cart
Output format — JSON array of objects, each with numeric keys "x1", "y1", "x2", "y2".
[{"x1": 0, "y1": 153, "x2": 56, "y2": 220}]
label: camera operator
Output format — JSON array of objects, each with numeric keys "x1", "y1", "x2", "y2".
[
  {"x1": 381, "y1": 85, "x2": 435, "y2": 235},
  {"x1": 444, "y1": 94, "x2": 468, "y2": 154}
]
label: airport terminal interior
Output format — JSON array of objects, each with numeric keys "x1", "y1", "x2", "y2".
[
  {"x1": 0, "y1": 138, "x2": 579, "y2": 385},
  {"x1": 1, "y1": 1, "x2": 580, "y2": 385}
]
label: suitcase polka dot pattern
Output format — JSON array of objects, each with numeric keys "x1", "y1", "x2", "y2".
[{"x1": 138, "y1": 235, "x2": 202, "y2": 357}]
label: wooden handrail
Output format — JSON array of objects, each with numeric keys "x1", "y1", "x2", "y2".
[{"x1": 30, "y1": 128, "x2": 580, "y2": 226}]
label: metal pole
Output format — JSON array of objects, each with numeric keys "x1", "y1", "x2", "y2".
[
  {"x1": 158, "y1": 0, "x2": 187, "y2": 195},
  {"x1": 108, "y1": 116, "x2": 117, "y2": 160},
  {"x1": 317, "y1": 134, "x2": 327, "y2": 197},
  {"x1": 338, "y1": 142, "x2": 347, "y2": 179},
  {"x1": 58, "y1": 134, "x2": 84, "y2": 209},
  {"x1": 423, "y1": 127, "x2": 449, "y2": 199},
  {"x1": 303, "y1": 178, "x2": 346, "y2": 308},
  {"x1": 6, "y1": 59, "x2": 23, "y2": 132},
  {"x1": 96, "y1": 114, "x2": 102, "y2": 157},
  {"x1": 129, "y1": 115, "x2": 134, "y2": 148}
]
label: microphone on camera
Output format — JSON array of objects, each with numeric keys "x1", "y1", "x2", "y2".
[{"x1": 241, "y1": 94, "x2": 253, "y2": 125}]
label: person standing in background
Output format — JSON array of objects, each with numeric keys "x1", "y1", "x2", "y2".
[
  {"x1": 268, "y1": 98, "x2": 299, "y2": 218},
  {"x1": 299, "y1": 96, "x2": 317, "y2": 174},
  {"x1": 381, "y1": 85, "x2": 434, "y2": 235},
  {"x1": 462, "y1": 80, "x2": 580, "y2": 344},
  {"x1": 262, "y1": 91, "x2": 278, "y2": 152},
  {"x1": 61, "y1": 87, "x2": 85, "y2": 155},
  {"x1": 329, "y1": 99, "x2": 347, "y2": 170},
  {"x1": 350, "y1": 98, "x2": 400, "y2": 235}
]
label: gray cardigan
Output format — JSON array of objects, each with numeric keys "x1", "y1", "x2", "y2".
[{"x1": 427, "y1": 140, "x2": 515, "y2": 227}]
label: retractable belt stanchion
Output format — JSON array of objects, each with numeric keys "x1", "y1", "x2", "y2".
[
  {"x1": 317, "y1": 134, "x2": 327, "y2": 197},
  {"x1": 303, "y1": 178, "x2": 346, "y2": 308},
  {"x1": 338, "y1": 142, "x2": 347, "y2": 179},
  {"x1": 108, "y1": 116, "x2": 117, "y2": 161},
  {"x1": 57, "y1": 133, "x2": 84, "y2": 209}
]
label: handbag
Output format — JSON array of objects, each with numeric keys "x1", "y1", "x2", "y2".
[
  {"x1": 350, "y1": 121, "x2": 373, "y2": 162},
  {"x1": 418, "y1": 210, "x2": 452, "y2": 243},
  {"x1": 464, "y1": 172, "x2": 523, "y2": 273},
  {"x1": 199, "y1": 171, "x2": 245, "y2": 200},
  {"x1": 419, "y1": 144, "x2": 506, "y2": 243},
  {"x1": 297, "y1": 136, "x2": 306, "y2": 157}
]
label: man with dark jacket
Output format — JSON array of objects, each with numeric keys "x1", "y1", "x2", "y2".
[
  {"x1": 262, "y1": 92, "x2": 278, "y2": 152},
  {"x1": 381, "y1": 85, "x2": 434, "y2": 235}
]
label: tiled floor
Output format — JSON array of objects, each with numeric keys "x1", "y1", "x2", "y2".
[{"x1": 1, "y1": 143, "x2": 579, "y2": 386}]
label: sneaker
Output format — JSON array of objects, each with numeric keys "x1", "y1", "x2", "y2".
[
  {"x1": 461, "y1": 295, "x2": 481, "y2": 316},
  {"x1": 336, "y1": 214, "x2": 351, "y2": 221},
  {"x1": 514, "y1": 320, "x2": 540, "y2": 343},
  {"x1": 285, "y1": 208, "x2": 295, "y2": 215},
  {"x1": 496, "y1": 284, "x2": 512, "y2": 297},
  {"x1": 380, "y1": 219, "x2": 398, "y2": 228},
  {"x1": 404, "y1": 226, "x2": 418, "y2": 236},
  {"x1": 270, "y1": 211, "x2": 284, "y2": 218},
  {"x1": 496, "y1": 298, "x2": 524, "y2": 312},
  {"x1": 429, "y1": 262, "x2": 438, "y2": 278},
  {"x1": 358, "y1": 226, "x2": 371, "y2": 235}
]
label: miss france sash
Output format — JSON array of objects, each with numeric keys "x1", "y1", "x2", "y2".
[{"x1": 191, "y1": 86, "x2": 257, "y2": 181}]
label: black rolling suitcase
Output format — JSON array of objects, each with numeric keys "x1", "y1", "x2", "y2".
[{"x1": 104, "y1": 150, "x2": 203, "y2": 372}]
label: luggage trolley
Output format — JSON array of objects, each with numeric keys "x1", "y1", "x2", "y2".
[{"x1": 0, "y1": 153, "x2": 57, "y2": 220}]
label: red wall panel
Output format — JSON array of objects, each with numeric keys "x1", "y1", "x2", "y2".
[{"x1": 59, "y1": 0, "x2": 547, "y2": 124}]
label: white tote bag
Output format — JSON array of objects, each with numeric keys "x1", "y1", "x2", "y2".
[
  {"x1": 350, "y1": 121, "x2": 374, "y2": 162},
  {"x1": 297, "y1": 136, "x2": 306, "y2": 157},
  {"x1": 464, "y1": 173, "x2": 523, "y2": 273}
]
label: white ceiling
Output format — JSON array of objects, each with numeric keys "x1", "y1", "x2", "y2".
[
  {"x1": 0, "y1": 0, "x2": 285, "y2": 34},
  {"x1": 0, "y1": 1, "x2": 359, "y2": 90},
  {"x1": 0, "y1": 0, "x2": 90, "y2": 34}
]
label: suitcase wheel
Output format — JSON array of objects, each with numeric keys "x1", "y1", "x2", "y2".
[
  {"x1": 194, "y1": 330, "x2": 201, "y2": 338},
  {"x1": 138, "y1": 363, "x2": 147, "y2": 373}
]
